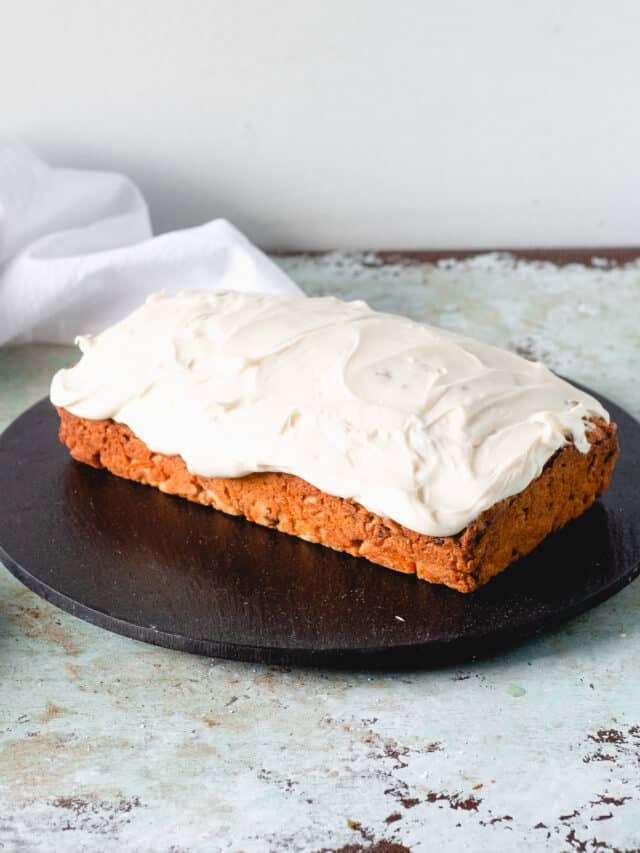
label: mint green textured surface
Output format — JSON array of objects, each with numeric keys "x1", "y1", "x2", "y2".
[{"x1": 1, "y1": 252, "x2": 639, "y2": 852}]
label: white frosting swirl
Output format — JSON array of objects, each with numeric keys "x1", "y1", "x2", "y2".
[{"x1": 50, "y1": 290, "x2": 609, "y2": 537}]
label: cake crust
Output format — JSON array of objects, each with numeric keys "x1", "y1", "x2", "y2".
[{"x1": 56, "y1": 407, "x2": 618, "y2": 592}]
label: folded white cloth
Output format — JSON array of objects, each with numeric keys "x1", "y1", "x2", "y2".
[{"x1": 0, "y1": 141, "x2": 302, "y2": 346}]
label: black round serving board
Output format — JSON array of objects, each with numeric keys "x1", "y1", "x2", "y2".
[{"x1": 1, "y1": 395, "x2": 639, "y2": 668}]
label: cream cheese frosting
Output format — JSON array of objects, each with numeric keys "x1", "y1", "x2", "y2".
[{"x1": 50, "y1": 290, "x2": 609, "y2": 537}]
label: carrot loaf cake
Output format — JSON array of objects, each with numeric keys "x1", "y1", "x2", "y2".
[{"x1": 50, "y1": 291, "x2": 618, "y2": 592}]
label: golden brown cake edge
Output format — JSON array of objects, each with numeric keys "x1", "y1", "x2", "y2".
[{"x1": 55, "y1": 407, "x2": 618, "y2": 593}]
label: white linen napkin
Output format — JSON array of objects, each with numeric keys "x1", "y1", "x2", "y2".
[{"x1": 0, "y1": 141, "x2": 302, "y2": 346}]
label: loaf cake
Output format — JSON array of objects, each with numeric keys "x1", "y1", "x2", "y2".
[{"x1": 51, "y1": 291, "x2": 618, "y2": 592}]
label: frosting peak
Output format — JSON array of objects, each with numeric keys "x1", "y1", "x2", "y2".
[{"x1": 50, "y1": 291, "x2": 609, "y2": 536}]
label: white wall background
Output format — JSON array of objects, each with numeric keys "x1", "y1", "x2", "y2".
[{"x1": 2, "y1": 0, "x2": 639, "y2": 250}]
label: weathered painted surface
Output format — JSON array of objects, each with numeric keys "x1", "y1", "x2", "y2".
[{"x1": 1, "y1": 252, "x2": 639, "y2": 852}]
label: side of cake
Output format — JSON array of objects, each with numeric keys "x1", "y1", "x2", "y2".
[
  {"x1": 57, "y1": 407, "x2": 616, "y2": 592},
  {"x1": 50, "y1": 290, "x2": 618, "y2": 592}
]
